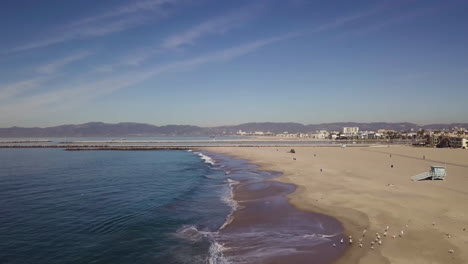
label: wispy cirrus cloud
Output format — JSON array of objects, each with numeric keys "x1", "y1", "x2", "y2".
[
  {"x1": 94, "y1": 4, "x2": 263, "y2": 72},
  {"x1": 96, "y1": 1, "x2": 394, "y2": 72},
  {"x1": 37, "y1": 51, "x2": 93, "y2": 74},
  {"x1": 162, "y1": 5, "x2": 259, "y2": 49},
  {"x1": 335, "y1": 5, "x2": 440, "y2": 39},
  {"x1": 0, "y1": 76, "x2": 52, "y2": 102},
  {"x1": 1, "y1": 32, "x2": 300, "y2": 114},
  {"x1": 6, "y1": 0, "x2": 183, "y2": 53},
  {"x1": 70, "y1": 0, "x2": 181, "y2": 26}
]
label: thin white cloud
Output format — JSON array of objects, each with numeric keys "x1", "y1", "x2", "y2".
[
  {"x1": 162, "y1": 6, "x2": 256, "y2": 49},
  {"x1": 94, "y1": 2, "x2": 386, "y2": 72},
  {"x1": 94, "y1": 4, "x2": 262, "y2": 72},
  {"x1": 1, "y1": 32, "x2": 300, "y2": 114},
  {"x1": 335, "y1": 6, "x2": 439, "y2": 39},
  {"x1": 70, "y1": 0, "x2": 180, "y2": 26},
  {"x1": 37, "y1": 51, "x2": 92, "y2": 75},
  {"x1": 6, "y1": 0, "x2": 182, "y2": 53},
  {"x1": 94, "y1": 47, "x2": 163, "y2": 72},
  {"x1": 0, "y1": 76, "x2": 52, "y2": 102}
]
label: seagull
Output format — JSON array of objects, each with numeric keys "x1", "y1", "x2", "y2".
[
  {"x1": 340, "y1": 238, "x2": 344, "y2": 244},
  {"x1": 333, "y1": 243, "x2": 336, "y2": 247},
  {"x1": 349, "y1": 239, "x2": 353, "y2": 244},
  {"x1": 449, "y1": 249, "x2": 455, "y2": 253},
  {"x1": 378, "y1": 240, "x2": 382, "y2": 245},
  {"x1": 370, "y1": 246, "x2": 374, "y2": 250},
  {"x1": 383, "y1": 232, "x2": 387, "y2": 237},
  {"x1": 399, "y1": 230, "x2": 404, "y2": 237}
]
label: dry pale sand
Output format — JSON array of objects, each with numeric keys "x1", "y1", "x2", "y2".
[{"x1": 204, "y1": 145, "x2": 468, "y2": 264}]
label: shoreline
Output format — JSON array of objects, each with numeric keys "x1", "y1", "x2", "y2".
[
  {"x1": 203, "y1": 146, "x2": 468, "y2": 263},
  {"x1": 204, "y1": 151, "x2": 348, "y2": 263},
  {"x1": 0, "y1": 143, "x2": 379, "y2": 150}
]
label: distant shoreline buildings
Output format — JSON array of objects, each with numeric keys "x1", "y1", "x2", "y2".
[{"x1": 236, "y1": 126, "x2": 468, "y2": 149}]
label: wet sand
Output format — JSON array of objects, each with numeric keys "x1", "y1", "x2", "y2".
[
  {"x1": 208, "y1": 152, "x2": 348, "y2": 264},
  {"x1": 205, "y1": 146, "x2": 468, "y2": 264}
]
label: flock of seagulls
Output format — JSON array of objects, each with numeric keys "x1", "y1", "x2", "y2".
[{"x1": 333, "y1": 222, "x2": 458, "y2": 254}]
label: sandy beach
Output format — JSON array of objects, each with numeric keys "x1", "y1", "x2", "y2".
[{"x1": 204, "y1": 145, "x2": 468, "y2": 264}]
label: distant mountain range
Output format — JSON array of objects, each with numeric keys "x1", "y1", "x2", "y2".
[{"x1": 0, "y1": 122, "x2": 467, "y2": 137}]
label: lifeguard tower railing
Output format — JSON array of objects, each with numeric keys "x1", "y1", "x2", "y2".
[{"x1": 411, "y1": 166, "x2": 446, "y2": 181}]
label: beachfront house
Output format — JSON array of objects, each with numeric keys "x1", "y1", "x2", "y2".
[{"x1": 450, "y1": 137, "x2": 468, "y2": 149}]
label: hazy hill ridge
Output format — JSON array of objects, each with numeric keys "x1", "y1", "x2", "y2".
[{"x1": 1, "y1": 122, "x2": 467, "y2": 137}]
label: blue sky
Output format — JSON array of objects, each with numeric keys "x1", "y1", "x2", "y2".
[{"x1": 1, "y1": 0, "x2": 467, "y2": 127}]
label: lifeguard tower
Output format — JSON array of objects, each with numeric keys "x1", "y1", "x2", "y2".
[{"x1": 411, "y1": 166, "x2": 446, "y2": 181}]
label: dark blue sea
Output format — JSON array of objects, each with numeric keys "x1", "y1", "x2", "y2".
[
  {"x1": 0, "y1": 149, "x2": 234, "y2": 264},
  {"x1": 0, "y1": 148, "x2": 346, "y2": 264}
]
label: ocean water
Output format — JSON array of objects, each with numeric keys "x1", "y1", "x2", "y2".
[
  {"x1": 0, "y1": 149, "x2": 232, "y2": 264},
  {"x1": 0, "y1": 149, "x2": 346, "y2": 264}
]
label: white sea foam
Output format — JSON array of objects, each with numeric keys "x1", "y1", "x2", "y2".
[
  {"x1": 176, "y1": 225, "x2": 230, "y2": 263},
  {"x1": 209, "y1": 241, "x2": 229, "y2": 264},
  {"x1": 219, "y1": 179, "x2": 240, "y2": 230},
  {"x1": 302, "y1": 233, "x2": 340, "y2": 240},
  {"x1": 194, "y1": 152, "x2": 215, "y2": 165}
]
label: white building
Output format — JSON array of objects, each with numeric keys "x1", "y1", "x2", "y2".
[
  {"x1": 237, "y1": 130, "x2": 247, "y2": 135},
  {"x1": 342, "y1": 127, "x2": 359, "y2": 135},
  {"x1": 310, "y1": 130, "x2": 328, "y2": 139}
]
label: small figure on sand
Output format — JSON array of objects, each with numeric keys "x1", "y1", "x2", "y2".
[
  {"x1": 391, "y1": 164, "x2": 394, "y2": 168},
  {"x1": 320, "y1": 168, "x2": 323, "y2": 172}
]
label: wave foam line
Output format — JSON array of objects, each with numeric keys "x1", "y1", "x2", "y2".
[
  {"x1": 194, "y1": 152, "x2": 215, "y2": 165},
  {"x1": 219, "y1": 179, "x2": 240, "y2": 230}
]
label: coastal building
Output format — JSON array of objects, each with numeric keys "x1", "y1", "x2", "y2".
[
  {"x1": 276, "y1": 132, "x2": 298, "y2": 138},
  {"x1": 237, "y1": 130, "x2": 273, "y2": 136},
  {"x1": 342, "y1": 127, "x2": 359, "y2": 135},
  {"x1": 359, "y1": 131, "x2": 377, "y2": 139},
  {"x1": 237, "y1": 130, "x2": 247, "y2": 136},
  {"x1": 450, "y1": 137, "x2": 468, "y2": 149},
  {"x1": 310, "y1": 130, "x2": 328, "y2": 139}
]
